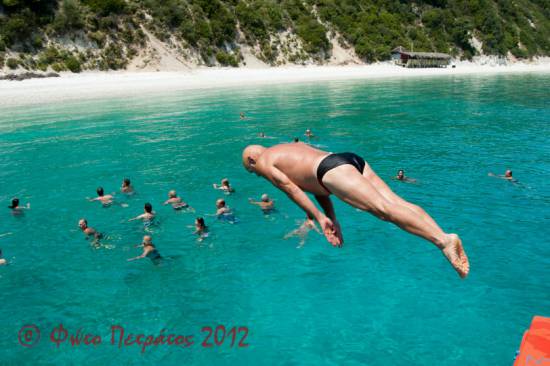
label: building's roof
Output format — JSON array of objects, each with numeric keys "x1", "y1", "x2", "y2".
[{"x1": 391, "y1": 46, "x2": 451, "y2": 59}]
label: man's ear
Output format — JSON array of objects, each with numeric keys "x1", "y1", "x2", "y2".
[{"x1": 248, "y1": 157, "x2": 255, "y2": 166}]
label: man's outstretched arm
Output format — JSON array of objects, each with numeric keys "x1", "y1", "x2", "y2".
[
  {"x1": 267, "y1": 167, "x2": 323, "y2": 221},
  {"x1": 266, "y1": 167, "x2": 341, "y2": 246}
]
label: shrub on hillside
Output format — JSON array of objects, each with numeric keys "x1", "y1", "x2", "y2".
[
  {"x1": 6, "y1": 57, "x2": 19, "y2": 69},
  {"x1": 65, "y1": 55, "x2": 82, "y2": 72}
]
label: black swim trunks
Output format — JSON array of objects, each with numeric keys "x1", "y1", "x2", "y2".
[{"x1": 316, "y1": 152, "x2": 366, "y2": 193}]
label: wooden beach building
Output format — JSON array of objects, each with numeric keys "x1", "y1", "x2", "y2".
[{"x1": 391, "y1": 46, "x2": 451, "y2": 68}]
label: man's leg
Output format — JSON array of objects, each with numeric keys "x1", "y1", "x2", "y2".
[
  {"x1": 361, "y1": 162, "x2": 443, "y2": 234},
  {"x1": 322, "y1": 165, "x2": 469, "y2": 278}
]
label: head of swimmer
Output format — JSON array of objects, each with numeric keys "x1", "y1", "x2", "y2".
[
  {"x1": 96, "y1": 187, "x2": 104, "y2": 197},
  {"x1": 505, "y1": 169, "x2": 513, "y2": 178},
  {"x1": 168, "y1": 190, "x2": 177, "y2": 198},
  {"x1": 142, "y1": 235, "x2": 152, "y2": 246},
  {"x1": 144, "y1": 203, "x2": 153, "y2": 213},
  {"x1": 221, "y1": 178, "x2": 230, "y2": 187},
  {"x1": 216, "y1": 199, "x2": 225, "y2": 208},
  {"x1": 9, "y1": 198, "x2": 19, "y2": 209},
  {"x1": 196, "y1": 217, "x2": 206, "y2": 229},
  {"x1": 397, "y1": 169, "x2": 404, "y2": 180},
  {"x1": 261, "y1": 194, "x2": 270, "y2": 202},
  {"x1": 78, "y1": 219, "x2": 88, "y2": 230},
  {"x1": 242, "y1": 145, "x2": 266, "y2": 174},
  {"x1": 122, "y1": 178, "x2": 131, "y2": 187}
]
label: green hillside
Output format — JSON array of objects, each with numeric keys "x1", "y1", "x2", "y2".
[{"x1": 1, "y1": 0, "x2": 549, "y2": 71}]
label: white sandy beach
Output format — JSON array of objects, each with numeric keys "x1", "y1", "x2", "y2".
[{"x1": 1, "y1": 60, "x2": 550, "y2": 107}]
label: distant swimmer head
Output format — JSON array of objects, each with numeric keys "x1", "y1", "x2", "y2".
[
  {"x1": 9, "y1": 198, "x2": 19, "y2": 209},
  {"x1": 293, "y1": 137, "x2": 299, "y2": 142},
  {"x1": 168, "y1": 190, "x2": 177, "y2": 198},
  {"x1": 261, "y1": 194, "x2": 269, "y2": 202},
  {"x1": 505, "y1": 169, "x2": 513, "y2": 177},
  {"x1": 397, "y1": 169, "x2": 404, "y2": 180},
  {"x1": 259, "y1": 132, "x2": 265, "y2": 137},
  {"x1": 96, "y1": 187, "x2": 104, "y2": 196},
  {"x1": 196, "y1": 217, "x2": 206, "y2": 229},
  {"x1": 242, "y1": 145, "x2": 266, "y2": 173},
  {"x1": 144, "y1": 203, "x2": 153, "y2": 213},
  {"x1": 143, "y1": 235, "x2": 152, "y2": 246},
  {"x1": 123, "y1": 178, "x2": 131, "y2": 187},
  {"x1": 79, "y1": 219, "x2": 88, "y2": 229},
  {"x1": 216, "y1": 199, "x2": 225, "y2": 208}
]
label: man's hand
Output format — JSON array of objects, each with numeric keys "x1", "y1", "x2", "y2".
[
  {"x1": 318, "y1": 216, "x2": 342, "y2": 247},
  {"x1": 333, "y1": 219, "x2": 343, "y2": 245}
]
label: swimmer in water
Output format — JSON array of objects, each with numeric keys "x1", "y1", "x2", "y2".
[
  {"x1": 88, "y1": 187, "x2": 114, "y2": 206},
  {"x1": 0, "y1": 249, "x2": 6, "y2": 265},
  {"x1": 215, "y1": 199, "x2": 232, "y2": 216},
  {"x1": 240, "y1": 112, "x2": 246, "y2": 120},
  {"x1": 163, "y1": 190, "x2": 189, "y2": 210},
  {"x1": 214, "y1": 199, "x2": 237, "y2": 223},
  {"x1": 121, "y1": 178, "x2": 134, "y2": 194},
  {"x1": 284, "y1": 218, "x2": 321, "y2": 247},
  {"x1": 213, "y1": 178, "x2": 235, "y2": 193},
  {"x1": 194, "y1": 217, "x2": 209, "y2": 240},
  {"x1": 249, "y1": 194, "x2": 275, "y2": 213},
  {"x1": 489, "y1": 169, "x2": 516, "y2": 182},
  {"x1": 215, "y1": 198, "x2": 233, "y2": 218},
  {"x1": 129, "y1": 203, "x2": 155, "y2": 222},
  {"x1": 259, "y1": 132, "x2": 266, "y2": 138},
  {"x1": 394, "y1": 169, "x2": 417, "y2": 183},
  {"x1": 8, "y1": 198, "x2": 30, "y2": 214},
  {"x1": 78, "y1": 219, "x2": 102, "y2": 243},
  {"x1": 293, "y1": 137, "x2": 299, "y2": 143},
  {"x1": 242, "y1": 143, "x2": 469, "y2": 278},
  {"x1": 128, "y1": 235, "x2": 162, "y2": 264},
  {"x1": 305, "y1": 129, "x2": 314, "y2": 138}
]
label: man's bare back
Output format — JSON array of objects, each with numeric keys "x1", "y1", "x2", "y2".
[
  {"x1": 255, "y1": 143, "x2": 330, "y2": 196},
  {"x1": 243, "y1": 143, "x2": 470, "y2": 278}
]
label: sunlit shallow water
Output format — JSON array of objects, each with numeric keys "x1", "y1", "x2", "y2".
[{"x1": 0, "y1": 73, "x2": 549, "y2": 365}]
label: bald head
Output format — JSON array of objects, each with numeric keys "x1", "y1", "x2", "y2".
[{"x1": 242, "y1": 145, "x2": 266, "y2": 173}]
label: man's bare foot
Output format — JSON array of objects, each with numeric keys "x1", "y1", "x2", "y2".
[{"x1": 441, "y1": 234, "x2": 470, "y2": 278}]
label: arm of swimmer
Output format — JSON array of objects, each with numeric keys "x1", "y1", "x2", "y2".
[
  {"x1": 128, "y1": 214, "x2": 143, "y2": 222},
  {"x1": 267, "y1": 167, "x2": 324, "y2": 222},
  {"x1": 128, "y1": 247, "x2": 150, "y2": 261}
]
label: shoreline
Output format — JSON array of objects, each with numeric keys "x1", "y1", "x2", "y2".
[{"x1": 1, "y1": 62, "x2": 550, "y2": 107}]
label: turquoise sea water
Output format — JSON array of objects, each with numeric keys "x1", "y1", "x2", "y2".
[{"x1": 0, "y1": 73, "x2": 549, "y2": 365}]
